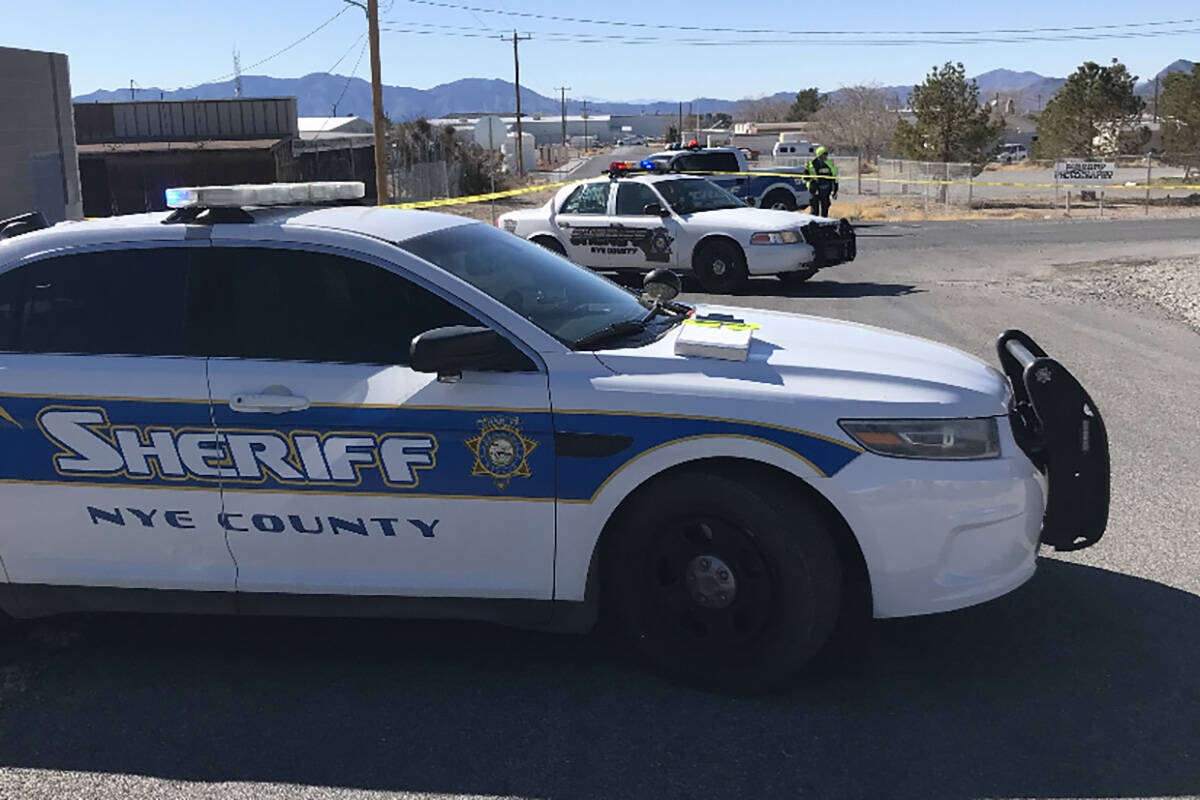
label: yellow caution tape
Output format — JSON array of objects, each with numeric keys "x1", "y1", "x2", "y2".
[
  {"x1": 674, "y1": 169, "x2": 1200, "y2": 191},
  {"x1": 376, "y1": 168, "x2": 1200, "y2": 211},
  {"x1": 382, "y1": 179, "x2": 578, "y2": 210}
]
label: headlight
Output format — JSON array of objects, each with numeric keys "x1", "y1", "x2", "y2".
[
  {"x1": 750, "y1": 230, "x2": 801, "y2": 245},
  {"x1": 838, "y1": 418, "x2": 1001, "y2": 460}
]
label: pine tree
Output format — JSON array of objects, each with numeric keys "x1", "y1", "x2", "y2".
[
  {"x1": 894, "y1": 62, "x2": 1003, "y2": 168},
  {"x1": 1034, "y1": 59, "x2": 1144, "y2": 158},
  {"x1": 787, "y1": 88, "x2": 823, "y2": 122},
  {"x1": 1160, "y1": 64, "x2": 1200, "y2": 177}
]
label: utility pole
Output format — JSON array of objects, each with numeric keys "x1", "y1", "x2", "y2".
[
  {"x1": 555, "y1": 86, "x2": 570, "y2": 146},
  {"x1": 501, "y1": 31, "x2": 532, "y2": 176},
  {"x1": 1153, "y1": 77, "x2": 1160, "y2": 123},
  {"x1": 580, "y1": 100, "x2": 590, "y2": 153},
  {"x1": 678, "y1": 102, "x2": 682, "y2": 144},
  {"x1": 365, "y1": 0, "x2": 389, "y2": 203},
  {"x1": 129, "y1": 79, "x2": 135, "y2": 101}
]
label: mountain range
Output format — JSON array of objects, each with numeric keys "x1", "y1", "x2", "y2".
[{"x1": 73, "y1": 60, "x2": 1195, "y2": 121}]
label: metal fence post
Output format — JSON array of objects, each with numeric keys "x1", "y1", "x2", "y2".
[
  {"x1": 968, "y1": 165, "x2": 974, "y2": 208},
  {"x1": 1145, "y1": 153, "x2": 1151, "y2": 215}
]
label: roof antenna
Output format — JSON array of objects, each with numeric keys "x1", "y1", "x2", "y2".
[{"x1": 232, "y1": 47, "x2": 243, "y2": 98}]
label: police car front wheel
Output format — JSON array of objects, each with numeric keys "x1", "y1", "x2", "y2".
[
  {"x1": 603, "y1": 467, "x2": 841, "y2": 694},
  {"x1": 694, "y1": 241, "x2": 749, "y2": 294}
]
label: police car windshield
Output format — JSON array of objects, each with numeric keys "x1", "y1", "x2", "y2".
[
  {"x1": 400, "y1": 223, "x2": 650, "y2": 347},
  {"x1": 654, "y1": 179, "x2": 743, "y2": 215}
]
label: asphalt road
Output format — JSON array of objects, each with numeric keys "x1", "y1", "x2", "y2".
[{"x1": 1, "y1": 218, "x2": 1198, "y2": 800}]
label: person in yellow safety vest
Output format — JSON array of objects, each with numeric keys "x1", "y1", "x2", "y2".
[{"x1": 804, "y1": 146, "x2": 839, "y2": 217}]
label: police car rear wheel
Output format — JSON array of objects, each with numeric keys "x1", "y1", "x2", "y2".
[
  {"x1": 605, "y1": 468, "x2": 841, "y2": 694},
  {"x1": 694, "y1": 241, "x2": 748, "y2": 294},
  {"x1": 532, "y1": 236, "x2": 567, "y2": 256}
]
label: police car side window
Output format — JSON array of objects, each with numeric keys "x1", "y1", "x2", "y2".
[
  {"x1": 0, "y1": 267, "x2": 20, "y2": 351},
  {"x1": 193, "y1": 248, "x2": 479, "y2": 365},
  {"x1": 559, "y1": 183, "x2": 610, "y2": 214},
  {"x1": 0, "y1": 249, "x2": 192, "y2": 357},
  {"x1": 615, "y1": 183, "x2": 661, "y2": 215},
  {"x1": 675, "y1": 153, "x2": 740, "y2": 173}
]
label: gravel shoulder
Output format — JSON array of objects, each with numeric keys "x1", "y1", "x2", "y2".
[{"x1": 1043, "y1": 256, "x2": 1200, "y2": 332}]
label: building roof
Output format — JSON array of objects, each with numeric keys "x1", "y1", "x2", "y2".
[
  {"x1": 430, "y1": 114, "x2": 612, "y2": 126},
  {"x1": 298, "y1": 116, "x2": 373, "y2": 134},
  {"x1": 76, "y1": 138, "x2": 287, "y2": 155}
]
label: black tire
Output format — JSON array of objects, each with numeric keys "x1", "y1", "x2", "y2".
[
  {"x1": 603, "y1": 467, "x2": 841, "y2": 694},
  {"x1": 761, "y1": 190, "x2": 798, "y2": 211},
  {"x1": 778, "y1": 267, "x2": 818, "y2": 286},
  {"x1": 693, "y1": 240, "x2": 748, "y2": 294},
  {"x1": 532, "y1": 236, "x2": 567, "y2": 257}
]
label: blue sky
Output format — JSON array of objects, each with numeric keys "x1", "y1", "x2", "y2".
[{"x1": 8, "y1": 0, "x2": 1199, "y2": 99}]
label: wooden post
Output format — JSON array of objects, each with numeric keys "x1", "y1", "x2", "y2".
[{"x1": 367, "y1": 0, "x2": 388, "y2": 204}]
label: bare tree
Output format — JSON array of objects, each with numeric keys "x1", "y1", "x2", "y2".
[{"x1": 807, "y1": 84, "x2": 899, "y2": 161}]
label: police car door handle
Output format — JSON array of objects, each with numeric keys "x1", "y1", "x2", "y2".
[{"x1": 230, "y1": 393, "x2": 311, "y2": 414}]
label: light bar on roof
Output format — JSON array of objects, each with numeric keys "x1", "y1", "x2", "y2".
[{"x1": 164, "y1": 182, "x2": 365, "y2": 209}]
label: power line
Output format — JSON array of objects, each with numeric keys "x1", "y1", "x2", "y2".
[
  {"x1": 196, "y1": 5, "x2": 354, "y2": 87},
  {"x1": 330, "y1": 40, "x2": 370, "y2": 118},
  {"x1": 379, "y1": 22, "x2": 1200, "y2": 46},
  {"x1": 325, "y1": 33, "x2": 368, "y2": 76},
  {"x1": 393, "y1": 0, "x2": 1200, "y2": 38}
]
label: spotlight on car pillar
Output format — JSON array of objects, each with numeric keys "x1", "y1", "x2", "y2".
[{"x1": 642, "y1": 269, "x2": 682, "y2": 304}]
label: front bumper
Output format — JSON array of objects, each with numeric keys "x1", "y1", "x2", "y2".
[
  {"x1": 997, "y1": 329, "x2": 1111, "y2": 551},
  {"x1": 801, "y1": 219, "x2": 857, "y2": 266}
]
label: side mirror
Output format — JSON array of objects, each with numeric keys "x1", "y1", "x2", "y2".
[
  {"x1": 642, "y1": 269, "x2": 682, "y2": 303},
  {"x1": 410, "y1": 326, "x2": 532, "y2": 381},
  {"x1": 642, "y1": 203, "x2": 670, "y2": 217}
]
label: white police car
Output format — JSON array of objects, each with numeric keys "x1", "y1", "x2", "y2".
[
  {"x1": 0, "y1": 183, "x2": 1108, "y2": 693},
  {"x1": 497, "y1": 164, "x2": 856, "y2": 294}
]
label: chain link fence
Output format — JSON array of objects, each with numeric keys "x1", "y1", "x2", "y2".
[
  {"x1": 385, "y1": 127, "x2": 504, "y2": 204},
  {"x1": 832, "y1": 154, "x2": 1200, "y2": 211},
  {"x1": 872, "y1": 159, "x2": 976, "y2": 206}
]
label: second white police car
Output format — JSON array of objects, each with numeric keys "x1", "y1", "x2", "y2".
[
  {"x1": 497, "y1": 162, "x2": 856, "y2": 293},
  {"x1": 0, "y1": 183, "x2": 1108, "y2": 693}
]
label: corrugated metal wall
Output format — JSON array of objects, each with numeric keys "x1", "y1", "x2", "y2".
[
  {"x1": 74, "y1": 98, "x2": 299, "y2": 144},
  {"x1": 0, "y1": 46, "x2": 83, "y2": 222}
]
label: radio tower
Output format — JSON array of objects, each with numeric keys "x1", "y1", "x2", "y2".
[{"x1": 232, "y1": 47, "x2": 244, "y2": 97}]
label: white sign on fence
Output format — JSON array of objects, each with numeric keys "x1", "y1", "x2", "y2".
[{"x1": 1054, "y1": 161, "x2": 1116, "y2": 183}]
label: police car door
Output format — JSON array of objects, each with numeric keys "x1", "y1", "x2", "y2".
[
  {"x1": 198, "y1": 243, "x2": 555, "y2": 600},
  {"x1": 0, "y1": 246, "x2": 235, "y2": 599},
  {"x1": 610, "y1": 182, "x2": 680, "y2": 271},
  {"x1": 552, "y1": 181, "x2": 616, "y2": 269}
]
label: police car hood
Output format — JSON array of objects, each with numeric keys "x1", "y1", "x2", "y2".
[
  {"x1": 591, "y1": 305, "x2": 1010, "y2": 419},
  {"x1": 682, "y1": 207, "x2": 828, "y2": 228}
]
